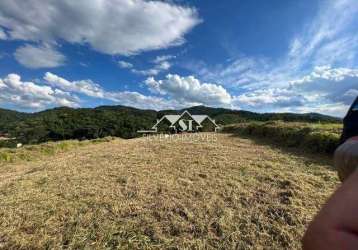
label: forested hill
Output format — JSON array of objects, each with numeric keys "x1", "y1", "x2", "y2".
[{"x1": 0, "y1": 105, "x2": 341, "y2": 145}]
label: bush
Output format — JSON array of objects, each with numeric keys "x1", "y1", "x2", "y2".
[
  {"x1": 223, "y1": 121, "x2": 342, "y2": 155},
  {"x1": 0, "y1": 152, "x2": 12, "y2": 162}
]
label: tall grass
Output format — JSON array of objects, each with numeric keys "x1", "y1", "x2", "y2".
[
  {"x1": 0, "y1": 137, "x2": 115, "y2": 164},
  {"x1": 223, "y1": 121, "x2": 342, "y2": 154}
]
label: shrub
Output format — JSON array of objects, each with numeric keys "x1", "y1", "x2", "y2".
[{"x1": 0, "y1": 152, "x2": 12, "y2": 162}]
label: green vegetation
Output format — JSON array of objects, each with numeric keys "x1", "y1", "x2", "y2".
[
  {"x1": 224, "y1": 121, "x2": 342, "y2": 154},
  {"x1": 0, "y1": 106, "x2": 157, "y2": 146},
  {"x1": 0, "y1": 105, "x2": 341, "y2": 147}
]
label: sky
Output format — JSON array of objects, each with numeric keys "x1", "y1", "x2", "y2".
[{"x1": 0, "y1": 0, "x2": 357, "y2": 117}]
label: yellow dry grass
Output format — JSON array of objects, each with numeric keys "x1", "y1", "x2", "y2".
[{"x1": 0, "y1": 133, "x2": 339, "y2": 249}]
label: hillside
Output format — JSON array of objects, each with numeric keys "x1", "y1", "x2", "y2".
[
  {"x1": 0, "y1": 105, "x2": 341, "y2": 146},
  {"x1": 0, "y1": 108, "x2": 30, "y2": 132},
  {"x1": 0, "y1": 133, "x2": 338, "y2": 249},
  {"x1": 224, "y1": 121, "x2": 342, "y2": 155},
  {"x1": 159, "y1": 106, "x2": 341, "y2": 124}
]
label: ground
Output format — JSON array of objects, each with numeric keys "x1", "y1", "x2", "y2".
[{"x1": 0, "y1": 133, "x2": 339, "y2": 249}]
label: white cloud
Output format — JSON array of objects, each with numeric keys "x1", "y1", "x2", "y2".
[
  {"x1": 44, "y1": 72, "x2": 180, "y2": 110},
  {"x1": 153, "y1": 55, "x2": 176, "y2": 64},
  {"x1": 118, "y1": 60, "x2": 133, "y2": 69},
  {"x1": 0, "y1": 73, "x2": 79, "y2": 109},
  {"x1": 312, "y1": 37, "x2": 358, "y2": 67},
  {"x1": 0, "y1": 0, "x2": 200, "y2": 56},
  {"x1": 130, "y1": 55, "x2": 175, "y2": 76},
  {"x1": 344, "y1": 89, "x2": 358, "y2": 98},
  {"x1": 132, "y1": 61, "x2": 172, "y2": 76},
  {"x1": 145, "y1": 74, "x2": 232, "y2": 106},
  {"x1": 284, "y1": 103, "x2": 350, "y2": 118},
  {"x1": 14, "y1": 44, "x2": 66, "y2": 69},
  {"x1": 131, "y1": 68, "x2": 161, "y2": 76},
  {"x1": 0, "y1": 27, "x2": 7, "y2": 40},
  {"x1": 289, "y1": 66, "x2": 358, "y2": 105},
  {"x1": 156, "y1": 61, "x2": 171, "y2": 71},
  {"x1": 287, "y1": 0, "x2": 358, "y2": 69},
  {"x1": 44, "y1": 72, "x2": 105, "y2": 98},
  {"x1": 233, "y1": 89, "x2": 307, "y2": 108},
  {"x1": 5, "y1": 69, "x2": 354, "y2": 116},
  {"x1": 1, "y1": 72, "x2": 180, "y2": 111},
  {"x1": 232, "y1": 66, "x2": 358, "y2": 117},
  {"x1": 105, "y1": 91, "x2": 178, "y2": 110},
  {"x1": 184, "y1": 0, "x2": 358, "y2": 117}
]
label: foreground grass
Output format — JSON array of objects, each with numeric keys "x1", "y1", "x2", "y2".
[{"x1": 0, "y1": 133, "x2": 339, "y2": 249}]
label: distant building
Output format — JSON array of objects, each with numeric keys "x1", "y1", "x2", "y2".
[
  {"x1": 0, "y1": 132, "x2": 17, "y2": 141},
  {"x1": 0, "y1": 132, "x2": 10, "y2": 140}
]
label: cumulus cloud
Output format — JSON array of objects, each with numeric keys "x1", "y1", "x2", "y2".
[
  {"x1": 44, "y1": 72, "x2": 105, "y2": 98},
  {"x1": 14, "y1": 44, "x2": 66, "y2": 69},
  {"x1": 153, "y1": 55, "x2": 176, "y2": 64},
  {"x1": 145, "y1": 74, "x2": 232, "y2": 106},
  {"x1": 130, "y1": 55, "x2": 175, "y2": 76},
  {"x1": 197, "y1": 0, "x2": 358, "y2": 88},
  {"x1": 131, "y1": 68, "x2": 161, "y2": 76},
  {"x1": 232, "y1": 66, "x2": 358, "y2": 117},
  {"x1": 156, "y1": 61, "x2": 171, "y2": 71},
  {"x1": 184, "y1": 0, "x2": 358, "y2": 117},
  {"x1": 0, "y1": 0, "x2": 200, "y2": 56},
  {"x1": 118, "y1": 60, "x2": 133, "y2": 69},
  {"x1": 0, "y1": 73, "x2": 79, "y2": 109},
  {"x1": 289, "y1": 66, "x2": 358, "y2": 105},
  {"x1": 132, "y1": 62, "x2": 172, "y2": 76},
  {"x1": 0, "y1": 72, "x2": 184, "y2": 111},
  {"x1": 7, "y1": 69, "x2": 355, "y2": 117},
  {"x1": 234, "y1": 89, "x2": 307, "y2": 108},
  {"x1": 0, "y1": 27, "x2": 7, "y2": 40},
  {"x1": 44, "y1": 72, "x2": 178, "y2": 110}
]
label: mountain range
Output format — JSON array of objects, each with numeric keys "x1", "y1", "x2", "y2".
[{"x1": 0, "y1": 105, "x2": 341, "y2": 146}]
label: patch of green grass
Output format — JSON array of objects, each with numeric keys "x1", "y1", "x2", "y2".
[{"x1": 0, "y1": 152, "x2": 12, "y2": 162}]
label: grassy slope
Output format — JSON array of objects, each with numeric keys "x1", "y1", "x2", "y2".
[
  {"x1": 224, "y1": 121, "x2": 342, "y2": 154},
  {"x1": 0, "y1": 134, "x2": 338, "y2": 249}
]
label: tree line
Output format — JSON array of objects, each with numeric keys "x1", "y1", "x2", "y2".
[{"x1": 0, "y1": 105, "x2": 341, "y2": 147}]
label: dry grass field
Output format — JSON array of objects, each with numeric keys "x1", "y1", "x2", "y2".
[{"x1": 0, "y1": 133, "x2": 339, "y2": 249}]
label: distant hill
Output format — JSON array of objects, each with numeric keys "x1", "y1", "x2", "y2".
[
  {"x1": 0, "y1": 105, "x2": 341, "y2": 146},
  {"x1": 0, "y1": 108, "x2": 30, "y2": 132},
  {"x1": 160, "y1": 105, "x2": 341, "y2": 124}
]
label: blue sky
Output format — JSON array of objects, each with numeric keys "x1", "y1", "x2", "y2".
[{"x1": 0, "y1": 0, "x2": 357, "y2": 117}]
